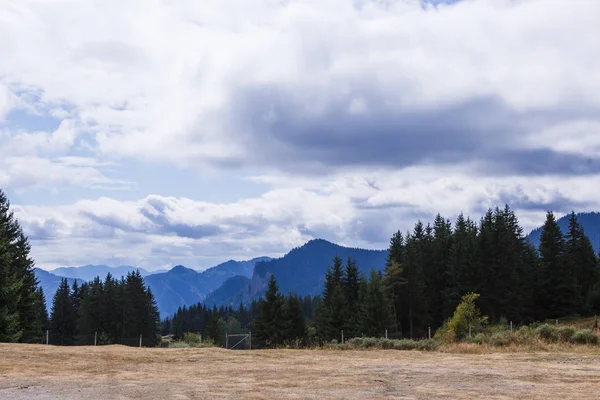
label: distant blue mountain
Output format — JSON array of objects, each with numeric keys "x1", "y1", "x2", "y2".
[
  {"x1": 144, "y1": 257, "x2": 271, "y2": 318},
  {"x1": 49, "y1": 265, "x2": 154, "y2": 281},
  {"x1": 204, "y1": 239, "x2": 388, "y2": 308},
  {"x1": 34, "y1": 268, "x2": 81, "y2": 313},
  {"x1": 527, "y1": 212, "x2": 600, "y2": 253}
]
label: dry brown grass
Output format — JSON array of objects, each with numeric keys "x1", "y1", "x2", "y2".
[{"x1": 1, "y1": 343, "x2": 600, "y2": 399}]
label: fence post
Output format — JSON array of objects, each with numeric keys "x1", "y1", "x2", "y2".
[
  {"x1": 556, "y1": 319, "x2": 558, "y2": 327},
  {"x1": 249, "y1": 331, "x2": 252, "y2": 350},
  {"x1": 46, "y1": 330, "x2": 49, "y2": 345},
  {"x1": 510, "y1": 321, "x2": 513, "y2": 334},
  {"x1": 385, "y1": 329, "x2": 388, "y2": 339},
  {"x1": 139, "y1": 334, "x2": 142, "y2": 348},
  {"x1": 94, "y1": 332, "x2": 97, "y2": 346},
  {"x1": 341, "y1": 330, "x2": 344, "y2": 345},
  {"x1": 469, "y1": 325, "x2": 472, "y2": 338},
  {"x1": 226, "y1": 333, "x2": 229, "y2": 349},
  {"x1": 428, "y1": 327, "x2": 431, "y2": 340}
]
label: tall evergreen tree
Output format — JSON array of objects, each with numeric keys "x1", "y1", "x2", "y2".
[
  {"x1": 0, "y1": 189, "x2": 46, "y2": 343},
  {"x1": 283, "y1": 294, "x2": 306, "y2": 344},
  {"x1": 537, "y1": 211, "x2": 578, "y2": 318},
  {"x1": 384, "y1": 231, "x2": 406, "y2": 336},
  {"x1": 254, "y1": 274, "x2": 286, "y2": 347},
  {"x1": 50, "y1": 278, "x2": 76, "y2": 345},
  {"x1": 564, "y1": 212, "x2": 598, "y2": 313},
  {"x1": 343, "y1": 257, "x2": 361, "y2": 338},
  {"x1": 360, "y1": 269, "x2": 392, "y2": 337}
]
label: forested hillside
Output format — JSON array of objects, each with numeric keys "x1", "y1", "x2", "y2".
[
  {"x1": 204, "y1": 239, "x2": 387, "y2": 306},
  {"x1": 164, "y1": 206, "x2": 600, "y2": 346}
]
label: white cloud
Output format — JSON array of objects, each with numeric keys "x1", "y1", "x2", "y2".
[
  {"x1": 2, "y1": 0, "x2": 600, "y2": 269},
  {"x1": 14, "y1": 165, "x2": 600, "y2": 270},
  {"x1": 0, "y1": 0, "x2": 598, "y2": 170}
]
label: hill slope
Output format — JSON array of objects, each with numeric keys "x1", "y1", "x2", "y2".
[
  {"x1": 144, "y1": 257, "x2": 270, "y2": 317},
  {"x1": 527, "y1": 212, "x2": 600, "y2": 253},
  {"x1": 204, "y1": 239, "x2": 388, "y2": 307}
]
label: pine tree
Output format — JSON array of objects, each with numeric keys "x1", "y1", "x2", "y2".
[
  {"x1": 444, "y1": 214, "x2": 480, "y2": 319},
  {"x1": 537, "y1": 211, "x2": 578, "y2": 318},
  {"x1": 254, "y1": 274, "x2": 286, "y2": 347},
  {"x1": 384, "y1": 231, "x2": 406, "y2": 335},
  {"x1": 400, "y1": 223, "x2": 429, "y2": 338},
  {"x1": 283, "y1": 294, "x2": 306, "y2": 344},
  {"x1": 343, "y1": 257, "x2": 361, "y2": 338},
  {"x1": 428, "y1": 214, "x2": 453, "y2": 327},
  {"x1": 316, "y1": 255, "x2": 347, "y2": 341},
  {"x1": 0, "y1": 237, "x2": 22, "y2": 342},
  {"x1": 360, "y1": 269, "x2": 392, "y2": 337},
  {"x1": 564, "y1": 212, "x2": 598, "y2": 313},
  {"x1": 0, "y1": 189, "x2": 46, "y2": 343},
  {"x1": 50, "y1": 278, "x2": 76, "y2": 345}
]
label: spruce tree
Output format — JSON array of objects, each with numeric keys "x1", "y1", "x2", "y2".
[
  {"x1": 283, "y1": 294, "x2": 306, "y2": 344},
  {"x1": 360, "y1": 269, "x2": 392, "y2": 337},
  {"x1": 254, "y1": 274, "x2": 286, "y2": 347},
  {"x1": 0, "y1": 189, "x2": 46, "y2": 343},
  {"x1": 564, "y1": 212, "x2": 598, "y2": 313},
  {"x1": 50, "y1": 278, "x2": 76, "y2": 345},
  {"x1": 383, "y1": 231, "x2": 406, "y2": 335},
  {"x1": 343, "y1": 257, "x2": 361, "y2": 338},
  {"x1": 537, "y1": 211, "x2": 578, "y2": 318}
]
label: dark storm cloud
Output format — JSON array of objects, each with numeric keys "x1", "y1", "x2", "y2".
[{"x1": 226, "y1": 84, "x2": 600, "y2": 177}]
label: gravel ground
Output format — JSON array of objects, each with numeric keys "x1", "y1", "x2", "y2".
[{"x1": 1, "y1": 343, "x2": 599, "y2": 399}]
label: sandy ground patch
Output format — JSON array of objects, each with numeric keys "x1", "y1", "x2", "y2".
[{"x1": 1, "y1": 344, "x2": 599, "y2": 399}]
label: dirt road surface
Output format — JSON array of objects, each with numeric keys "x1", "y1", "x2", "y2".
[{"x1": 1, "y1": 344, "x2": 599, "y2": 399}]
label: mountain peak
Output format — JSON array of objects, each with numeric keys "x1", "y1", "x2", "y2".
[{"x1": 170, "y1": 265, "x2": 196, "y2": 274}]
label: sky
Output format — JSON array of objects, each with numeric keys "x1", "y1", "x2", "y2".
[{"x1": 1, "y1": 0, "x2": 600, "y2": 271}]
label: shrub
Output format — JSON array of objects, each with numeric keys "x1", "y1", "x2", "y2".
[
  {"x1": 346, "y1": 337, "x2": 363, "y2": 347},
  {"x1": 183, "y1": 332, "x2": 202, "y2": 345},
  {"x1": 537, "y1": 324, "x2": 558, "y2": 342},
  {"x1": 362, "y1": 337, "x2": 378, "y2": 348},
  {"x1": 415, "y1": 339, "x2": 438, "y2": 351},
  {"x1": 572, "y1": 329, "x2": 598, "y2": 345},
  {"x1": 392, "y1": 339, "x2": 417, "y2": 350},
  {"x1": 557, "y1": 326, "x2": 576, "y2": 342},
  {"x1": 465, "y1": 333, "x2": 485, "y2": 345},
  {"x1": 170, "y1": 341, "x2": 190, "y2": 348},
  {"x1": 489, "y1": 332, "x2": 512, "y2": 347},
  {"x1": 159, "y1": 340, "x2": 170, "y2": 348}
]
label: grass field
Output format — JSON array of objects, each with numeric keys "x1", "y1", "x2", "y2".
[{"x1": 1, "y1": 343, "x2": 600, "y2": 399}]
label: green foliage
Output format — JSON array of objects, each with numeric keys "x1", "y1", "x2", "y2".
[
  {"x1": 536, "y1": 324, "x2": 558, "y2": 342},
  {"x1": 184, "y1": 332, "x2": 202, "y2": 345},
  {"x1": 437, "y1": 292, "x2": 487, "y2": 343},
  {"x1": 0, "y1": 189, "x2": 46, "y2": 343},
  {"x1": 340, "y1": 337, "x2": 438, "y2": 351},
  {"x1": 572, "y1": 329, "x2": 598, "y2": 345},
  {"x1": 254, "y1": 274, "x2": 286, "y2": 347}
]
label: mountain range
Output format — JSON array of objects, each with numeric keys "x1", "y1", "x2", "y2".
[
  {"x1": 204, "y1": 239, "x2": 388, "y2": 307},
  {"x1": 34, "y1": 211, "x2": 600, "y2": 320}
]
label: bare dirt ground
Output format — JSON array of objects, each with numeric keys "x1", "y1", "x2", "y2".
[{"x1": 1, "y1": 344, "x2": 599, "y2": 399}]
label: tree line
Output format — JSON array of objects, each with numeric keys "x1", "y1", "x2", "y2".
[
  {"x1": 162, "y1": 285, "x2": 319, "y2": 347},
  {"x1": 49, "y1": 272, "x2": 161, "y2": 346},
  {"x1": 166, "y1": 206, "x2": 600, "y2": 347},
  {"x1": 315, "y1": 207, "x2": 600, "y2": 341}
]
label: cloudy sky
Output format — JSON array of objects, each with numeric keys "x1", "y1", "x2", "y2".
[{"x1": 1, "y1": 0, "x2": 599, "y2": 271}]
